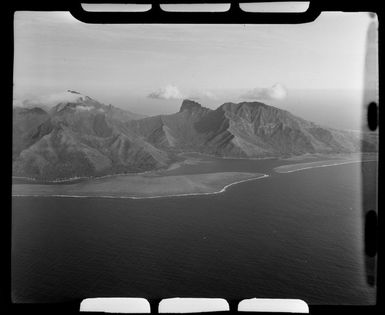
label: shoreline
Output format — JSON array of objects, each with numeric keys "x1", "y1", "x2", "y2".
[
  {"x1": 274, "y1": 159, "x2": 377, "y2": 174},
  {"x1": 12, "y1": 174, "x2": 270, "y2": 199},
  {"x1": 12, "y1": 159, "x2": 378, "y2": 200},
  {"x1": 13, "y1": 152, "x2": 377, "y2": 184},
  {"x1": 12, "y1": 168, "x2": 160, "y2": 184}
]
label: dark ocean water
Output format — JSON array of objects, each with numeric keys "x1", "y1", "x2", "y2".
[{"x1": 11, "y1": 161, "x2": 377, "y2": 305}]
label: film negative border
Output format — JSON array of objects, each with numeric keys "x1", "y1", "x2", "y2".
[{"x1": 3, "y1": 1, "x2": 382, "y2": 315}]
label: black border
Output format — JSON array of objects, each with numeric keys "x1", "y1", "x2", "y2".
[{"x1": 3, "y1": 1, "x2": 383, "y2": 314}]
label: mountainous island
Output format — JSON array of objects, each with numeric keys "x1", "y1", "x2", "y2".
[{"x1": 13, "y1": 90, "x2": 377, "y2": 182}]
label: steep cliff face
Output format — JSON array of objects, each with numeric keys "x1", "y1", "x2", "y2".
[
  {"x1": 127, "y1": 100, "x2": 211, "y2": 150},
  {"x1": 179, "y1": 99, "x2": 204, "y2": 112},
  {"x1": 13, "y1": 94, "x2": 377, "y2": 180}
]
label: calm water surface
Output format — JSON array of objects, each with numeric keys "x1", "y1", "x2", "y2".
[{"x1": 11, "y1": 159, "x2": 377, "y2": 304}]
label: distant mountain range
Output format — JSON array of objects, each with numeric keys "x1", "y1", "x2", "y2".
[{"x1": 13, "y1": 91, "x2": 377, "y2": 180}]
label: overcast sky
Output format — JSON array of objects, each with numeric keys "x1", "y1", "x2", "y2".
[{"x1": 13, "y1": 11, "x2": 375, "y2": 128}]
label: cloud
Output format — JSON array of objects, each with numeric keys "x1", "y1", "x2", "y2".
[
  {"x1": 13, "y1": 91, "x2": 88, "y2": 108},
  {"x1": 148, "y1": 85, "x2": 184, "y2": 100},
  {"x1": 241, "y1": 83, "x2": 288, "y2": 101}
]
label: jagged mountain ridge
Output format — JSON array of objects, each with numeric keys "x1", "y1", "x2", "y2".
[
  {"x1": 128, "y1": 99, "x2": 375, "y2": 157},
  {"x1": 13, "y1": 91, "x2": 170, "y2": 180},
  {"x1": 13, "y1": 93, "x2": 377, "y2": 180}
]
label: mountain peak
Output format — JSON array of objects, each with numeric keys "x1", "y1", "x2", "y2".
[
  {"x1": 67, "y1": 90, "x2": 82, "y2": 95},
  {"x1": 179, "y1": 99, "x2": 203, "y2": 112}
]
